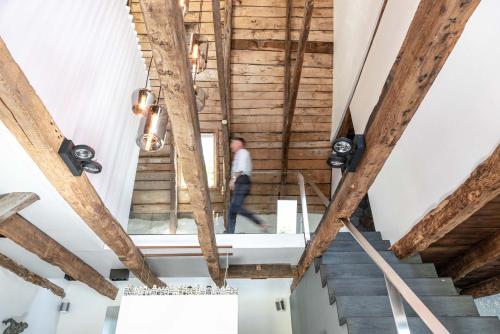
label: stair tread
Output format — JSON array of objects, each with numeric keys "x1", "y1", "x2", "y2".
[
  {"x1": 326, "y1": 240, "x2": 391, "y2": 252},
  {"x1": 326, "y1": 277, "x2": 457, "y2": 304},
  {"x1": 346, "y1": 317, "x2": 500, "y2": 334},
  {"x1": 320, "y1": 251, "x2": 422, "y2": 264},
  {"x1": 336, "y1": 295, "x2": 479, "y2": 323},
  {"x1": 335, "y1": 232, "x2": 382, "y2": 241},
  {"x1": 320, "y1": 263, "x2": 437, "y2": 286}
]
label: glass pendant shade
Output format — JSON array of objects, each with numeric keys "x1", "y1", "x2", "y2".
[
  {"x1": 136, "y1": 105, "x2": 168, "y2": 152},
  {"x1": 131, "y1": 88, "x2": 156, "y2": 116},
  {"x1": 194, "y1": 85, "x2": 206, "y2": 112}
]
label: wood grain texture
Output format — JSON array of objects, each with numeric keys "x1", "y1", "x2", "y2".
[
  {"x1": 460, "y1": 276, "x2": 500, "y2": 298},
  {"x1": 140, "y1": 0, "x2": 221, "y2": 285},
  {"x1": 392, "y1": 145, "x2": 500, "y2": 258},
  {"x1": 280, "y1": 0, "x2": 314, "y2": 193},
  {"x1": 440, "y1": 231, "x2": 500, "y2": 284},
  {"x1": 0, "y1": 38, "x2": 163, "y2": 288},
  {"x1": 0, "y1": 252, "x2": 65, "y2": 298},
  {"x1": 0, "y1": 215, "x2": 117, "y2": 299},
  {"x1": 292, "y1": 0, "x2": 481, "y2": 288},
  {"x1": 0, "y1": 192, "x2": 39, "y2": 223},
  {"x1": 224, "y1": 264, "x2": 296, "y2": 279}
]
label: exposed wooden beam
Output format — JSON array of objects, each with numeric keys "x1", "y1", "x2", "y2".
[
  {"x1": 0, "y1": 252, "x2": 65, "y2": 298},
  {"x1": 0, "y1": 214, "x2": 118, "y2": 299},
  {"x1": 222, "y1": 0, "x2": 233, "y2": 227},
  {"x1": 139, "y1": 0, "x2": 221, "y2": 285},
  {"x1": 292, "y1": 0, "x2": 480, "y2": 288},
  {"x1": 392, "y1": 145, "x2": 500, "y2": 258},
  {"x1": 0, "y1": 38, "x2": 163, "y2": 288},
  {"x1": 461, "y1": 276, "x2": 500, "y2": 298},
  {"x1": 440, "y1": 231, "x2": 500, "y2": 284},
  {"x1": 223, "y1": 264, "x2": 296, "y2": 279},
  {"x1": 231, "y1": 39, "x2": 333, "y2": 54},
  {"x1": 280, "y1": 0, "x2": 314, "y2": 194},
  {"x1": 0, "y1": 192, "x2": 39, "y2": 223}
]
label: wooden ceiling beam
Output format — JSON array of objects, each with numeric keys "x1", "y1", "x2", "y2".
[
  {"x1": 223, "y1": 264, "x2": 296, "y2": 279},
  {"x1": 0, "y1": 38, "x2": 163, "y2": 288},
  {"x1": 231, "y1": 39, "x2": 333, "y2": 54},
  {"x1": 392, "y1": 145, "x2": 500, "y2": 258},
  {"x1": 280, "y1": 0, "x2": 314, "y2": 195},
  {"x1": 213, "y1": 0, "x2": 232, "y2": 224},
  {"x1": 460, "y1": 276, "x2": 500, "y2": 299},
  {"x1": 0, "y1": 252, "x2": 65, "y2": 298},
  {"x1": 440, "y1": 231, "x2": 500, "y2": 284},
  {"x1": 0, "y1": 214, "x2": 117, "y2": 299},
  {"x1": 139, "y1": 0, "x2": 221, "y2": 285},
  {"x1": 0, "y1": 192, "x2": 39, "y2": 223},
  {"x1": 292, "y1": 0, "x2": 480, "y2": 289}
]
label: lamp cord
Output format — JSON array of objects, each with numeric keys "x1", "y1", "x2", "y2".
[{"x1": 145, "y1": 57, "x2": 153, "y2": 88}]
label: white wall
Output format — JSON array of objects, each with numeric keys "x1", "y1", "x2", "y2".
[
  {"x1": 0, "y1": 0, "x2": 145, "y2": 227},
  {"x1": 0, "y1": 267, "x2": 63, "y2": 334},
  {"x1": 347, "y1": 0, "x2": 500, "y2": 243},
  {"x1": 55, "y1": 278, "x2": 293, "y2": 334},
  {"x1": 332, "y1": 0, "x2": 385, "y2": 136}
]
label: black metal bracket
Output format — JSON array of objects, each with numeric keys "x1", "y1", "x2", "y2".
[
  {"x1": 58, "y1": 138, "x2": 83, "y2": 176},
  {"x1": 346, "y1": 134, "x2": 366, "y2": 172}
]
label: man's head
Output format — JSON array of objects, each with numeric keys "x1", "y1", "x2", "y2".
[{"x1": 230, "y1": 137, "x2": 246, "y2": 152}]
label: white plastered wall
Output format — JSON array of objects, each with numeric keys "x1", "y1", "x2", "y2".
[
  {"x1": 0, "y1": 0, "x2": 145, "y2": 227},
  {"x1": 345, "y1": 0, "x2": 500, "y2": 243}
]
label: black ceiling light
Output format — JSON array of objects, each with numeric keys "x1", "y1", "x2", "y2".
[
  {"x1": 58, "y1": 138, "x2": 103, "y2": 176},
  {"x1": 327, "y1": 134, "x2": 366, "y2": 172}
]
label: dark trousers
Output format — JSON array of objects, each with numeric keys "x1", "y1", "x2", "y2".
[{"x1": 227, "y1": 175, "x2": 262, "y2": 233}]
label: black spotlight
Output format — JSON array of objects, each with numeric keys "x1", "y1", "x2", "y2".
[
  {"x1": 58, "y1": 138, "x2": 102, "y2": 176},
  {"x1": 327, "y1": 134, "x2": 365, "y2": 172}
]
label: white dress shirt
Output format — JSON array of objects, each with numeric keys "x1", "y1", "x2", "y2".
[{"x1": 231, "y1": 148, "x2": 252, "y2": 177}]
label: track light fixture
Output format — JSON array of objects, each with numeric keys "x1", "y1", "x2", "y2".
[
  {"x1": 327, "y1": 135, "x2": 366, "y2": 172},
  {"x1": 58, "y1": 138, "x2": 102, "y2": 176}
]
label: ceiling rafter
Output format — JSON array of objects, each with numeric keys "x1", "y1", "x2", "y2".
[
  {"x1": 0, "y1": 214, "x2": 118, "y2": 299},
  {"x1": 0, "y1": 252, "x2": 65, "y2": 298},
  {"x1": 291, "y1": 0, "x2": 481, "y2": 289},
  {"x1": 139, "y1": 0, "x2": 222, "y2": 285},
  {"x1": 392, "y1": 145, "x2": 500, "y2": 258},
  {"x1": 0, "y1": 37, "x2": 163, "y2": 288},
  {"x1": 280, "y1": 0, "x2": 314, "y2": 194}
]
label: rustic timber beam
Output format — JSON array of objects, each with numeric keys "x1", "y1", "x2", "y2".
[
  {"x1": 231, "y1": 39, "x2": 333, "y2": 54},
  {"x1": 0, "y1": 38, "x2": 163, "y2": 288},
  {"x1": 440, "y1": 231, "x2": 500, "y2": 284},
  {"x1": 392, "y1": 145, "x2": 500, "y2": 258},
  {"x1": 0, "y1": 192, "x2": 39, "y2": 223},
  {"x1": 221, "y1": 0, "x2": 233, "y2": 226},
  {"x1": 280, "y1": 0, "x2": 314, "y2": 195},
  {"x1": 223, "y1": 264, "x2": 296, "y2": 279},
  {"x1": 0, "y1": 252, "x2": 65, "y2": 298},
  {"x1": 139, "y1": 0, "x2": 221, "y2": 285},
  {"x1": 292, "y1": 0, "x2": 480, "y2": 289},
  {"x1": 0, "y1": 214, "x2": 118, "y2": 299},
  {"x1": 460, "y1": 276, "x2": 500, "y2": 298}
]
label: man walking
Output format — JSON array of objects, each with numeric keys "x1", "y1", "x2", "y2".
[{"x1": 226, "y1": 137, "x2": 268, "y2": 234}]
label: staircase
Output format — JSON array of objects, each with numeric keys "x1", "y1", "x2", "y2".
[{"x1": 310, "y1": 231, "x2": 500, "y2": 334}]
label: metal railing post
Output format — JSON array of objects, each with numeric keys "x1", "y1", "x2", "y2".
[
  {"x1": 296, "y1": 172, "x2": 311, "y2": 243},
  {"x1": 384, "y1": 274, "x2": 411, "y2": 334}
]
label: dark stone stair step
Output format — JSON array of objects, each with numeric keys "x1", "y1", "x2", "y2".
[
  {"x1": 334, "y1": 232, "x2": 382, "y2": 241},
  {"x1": 326, "y1": 277, "x2": 457, "y2": 304},
  {"x1": 346, "y1": 317, "x2": 500, "y2": 334},
  {"x1": 336, "y1": 296, "x2": 479, "y2": 325},
  {"x1": 320, "y1": 263, "x2": 437, "y2": 287},
  {"x1": 325, "y1": 240, "x2": 391, "y2": 252}
]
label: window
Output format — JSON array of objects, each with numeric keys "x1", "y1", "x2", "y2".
[{"x1": 180, "y1": 132, "x2": 217, "y2": 188}]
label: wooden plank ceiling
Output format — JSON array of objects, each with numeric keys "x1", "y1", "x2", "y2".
[
  {"x1": 129, "y1": 0, "x2": 333, "y2": 223},
  {"x1": 420, "y1": 195, "x2": 500, "y2": 296}
]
